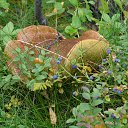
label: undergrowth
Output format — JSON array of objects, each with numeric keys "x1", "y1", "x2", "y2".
[{"x1": 0, "y1": 0, "x2": 128, "y2": 128}]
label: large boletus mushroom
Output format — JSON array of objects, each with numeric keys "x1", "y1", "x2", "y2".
[
  {"x1": 5, "y1": 25, "x2": 65, "y2": 81},
  {"x1": 5, "y1": 26, "x2": 109, "y2": 81},
  {"x1": 49, "y1": 30, "x2": 109, "y2": 72}
]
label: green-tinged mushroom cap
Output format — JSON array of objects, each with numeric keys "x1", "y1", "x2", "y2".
[{"x1": 64, "y1": 39, "x2": 109, "y2": 72}]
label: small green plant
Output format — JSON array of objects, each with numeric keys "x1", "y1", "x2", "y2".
[
  {"x1": 0, "y1": 22, "x2": 21, "y2": 46},
  {"x1": 46, "y1": 0, "x2": 65, "y2": 16},
  {"x1": 66, "y1": 85, "x2": 105, "y2": 127},
  {"x1": 104, "y1": 103, "x2": 128, "y2": 127},
  {"x1": 97, "y1": 13, "x2": 123, "y2": 38},
  {"x1": 65, "y1": 0, "x2": 94, "y2": 36},
  {"x1": 46, "y1": 0, "x2": 94, "y2": 36},
  {"x1": 10, "y1": 47, "x2": 52, "y2": 90}
]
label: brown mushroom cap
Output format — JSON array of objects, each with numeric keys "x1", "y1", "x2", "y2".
[
  {"x1": 17, "y1": 25, "x2": 65, "y2": 46},
  {"x1": 64, "y1": 39, "x2": 109, "y2": 72},
  {"x1": 79, "y1": 30, "x2": 109, "y2": 43},
  {"x1": 5, "y1": 27, "x2": 109, "y2": 81}
]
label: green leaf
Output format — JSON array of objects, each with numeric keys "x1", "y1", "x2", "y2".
[
  {"x1": 92, "y1": 99, "x2": 103, "y2": 107},
  {"x1": 3, "y1": 22, "x2": 14, "y2": 35},
  {"x1": 78, "y1": 103, "x2": 90, "y2": 112},
  {"x1": 65, "y1": 25, "x2": 77, "y2": 35},
  {"x1": 0, "y1": 0, "x2": 10, "y2": 9},
  {"x1": 83, "y1": 9, "x2": 93, "y2": 21},
  {"x1": 13, "y1": 56, "x2": 20, "y2": 61},
  {"x1": 105, "y1": 95, "x2": 110, "y2": 102},
  {"x1": 18, "y1": 125, "x2": 25, "y2": 128},
  {"x1": 12, "y1": 29, "x2": 21, "y2": 35},
  {"x1": 69, "y1": 0, "x2": 78, "y2": 7},
  {"x1": 72, "y1": 107, "x2": 77, "y2": 117},
  {"x1": 67, "y1": 9, "x2": 74, "y2": 15},
  {"x1": 0, "y1": 11, "x2": 2, "y2": 16},
  {"x1": 1, "y1": 110, "x2": 6, "y2": 117},
  {"x1": 5, "y1": 74, "x2": 12, "y2": 82},
  {"x1": 82, "y1": 92, "x2": 90, "y2": 100},
  {"x1": 112, "y1": 14, "x2": 120, "y2": 21},
  {"x1": 55, "y1": 2, "x2": 63, "y2": 10},
  {"x1": 69, "y1": 126, "x2": 79, "y2": 128},
  {"x1": 35, "y1": 65, "x2": 44, "y2": 71},
  {"x1": 21, "y1": 64, "x2": 27, "y2": 71},
  {"x1": 41, "y1": 50, "x2": 46, "y2": 55},
  {"x1": 46, "y1": 0, "x2": 55, "y2": 4},
  {"x1": 15, "y1": 47, "x2": 21, "y2": 53},
  {"x1": 3, "y1": 36, "x2": 11, "y2": 45},
  {"x1": 113, "y1": 0, "x2": 123, "y2": 11},
  {"x1": 92, "y1": 108, "x2": 102, "y2": 115},
  {"x1": 71, "y1": 15, "x2": 81, "y2": 28},
  {"x1": 44, "y1": 59, "x2": 51, "y2": 68},
  {"x1": 98, "y1": 0, "x2": 110, "y2": 13},
  {"x1": 36, "y1": 75, "x2": 47, "y2": 80},
  {"x1": 12, "y1": 75, "x2": 20, "y2": 80},
  {"x1": 92, "y1": 88, "x2": 101, "y2": 98},
  {"x1": 47, "y1": 12, "x2": 56, "y2": 17},
  {"x1": 56, "y1": 8, "x2": 65, "y2": 14},
  {"x1": 66, "y1": 118, "x2": 76, "y2": 123},
  {"x1": 122, "y1": 118, "x2": 127, "y2": 124},
  {"x1": 88, "y1": 1, "x2": 95, "y2": 5},
  {"x1": 124, "y1": 102, "x2": 128, "y2": 110},
  {"x1": 29, "y1": 51, "x2": 35, "y2": 55},
  {"x1": 102, "y1": 13, "x2": 111, "y2": 22},
  {"x1": 78, "y1": 8, "x2": 86, "y2": 22},
  {"x1": 27, "y1": 79, "x2": 36, "y2": 88}
]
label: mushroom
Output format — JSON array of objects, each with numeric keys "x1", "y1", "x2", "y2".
[{"x1": 5, "y1": 25, "x2": 109, "y2": 81}]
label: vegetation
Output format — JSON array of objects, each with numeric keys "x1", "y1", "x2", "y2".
[{"x1": 0, "y1": 0, "x2": 128, "y2": 128}]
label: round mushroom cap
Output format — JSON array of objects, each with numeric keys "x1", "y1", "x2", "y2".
[
  {"x1": 17, "y1": 25, "x2": 65, "y2": 46},
  {"x1": 80, "y1": 30, "x2": 108, "y2": 43},
  {"x1": 64, "y1": 39, "x2": 109, "y2": 71}
]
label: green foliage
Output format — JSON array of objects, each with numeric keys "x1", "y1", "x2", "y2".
[
  {"x1": 46, "y1": 0, "x2": 94, "y2": 36},
  {"x1": 98, "y1": 0, "x2": 110, "y2": 13},
  {"x1": 11, "y1": 47, "x2": 54, "y2": 91},
  {"x1": 67, "y1": 44, "x2": 128, "y2": 127},
  {"x1": 96, "y1": 13, "x2": 128, "y2": 46},
  {"x1": 0, "y1": 0, "x2": 9, "y2": 16},
  {"x1": 114, "y1": 0, "x2": 123, "y2": 11},
  {"x1": 104, "y1": 103, "x2": 128, "y2": 127},
  {"x1": 0, "y1": 0, "x2": 128, "y2": 128},
  {"x1": 66, "y1": 86, "x2": 104, "y2": 127},
  {"x1": 65, "y1": 0, "x2": 93, "y2": 36},
  {"x1": 0, "y1": 74, "x2": 20, "y2": 90},
  {"x1": 0, "y1": 22, "x2": 21, "y2": 46},
  {"x1": 46, "y1": 0, "x2": 65, "y2": 16}
]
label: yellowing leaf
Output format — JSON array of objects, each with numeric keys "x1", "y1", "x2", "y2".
[
  {"x1": 105, "y1": 95, "x2": 110, "y2": 102},
  {"x1": 42, "y1": 83, "x2": 47, "y2": 90},
  {"x1": 33, "y1": 83, "x2": 42, "y2": 91},
  {"x1": 6, "y1": 113, "x2": 12, "y2": 118},
  {"x1": 58, "y1": 88, "x2": 64, "y2": 94},
  {"x1": 83, "y1": 66, "x2": 92, "y2": 73},
  {"x1": 53, "y1": 8, "x2": 57, "y2": 13},
  {"x1": 61, "y1": 2, "x2": 64, "y2": 6},
  {"x1": 49, "y1": 107, "x2": 57, "y2": 125}
]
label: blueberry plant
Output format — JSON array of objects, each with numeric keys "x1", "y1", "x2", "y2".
[{"x1": 0, "y1": 0, "x2": 128, "y2": 128}]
